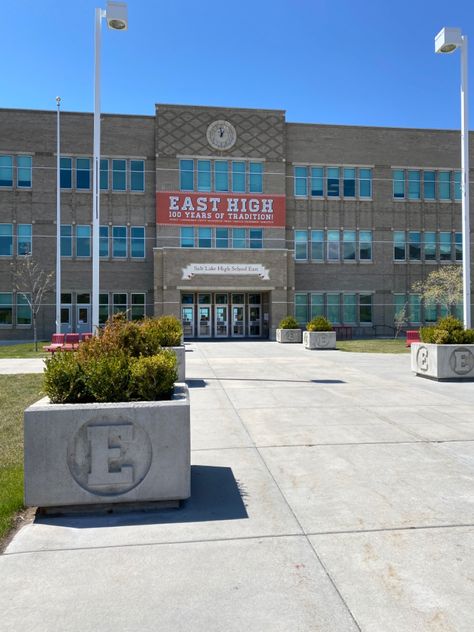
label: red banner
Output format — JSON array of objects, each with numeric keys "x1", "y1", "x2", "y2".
[{"x1": 156, "y1": 192, "x2": 286, "y2": 227}]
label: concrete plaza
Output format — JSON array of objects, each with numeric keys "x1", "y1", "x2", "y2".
[{"x1": 2, "y1": 341, "x2": 474, "y2": 631}]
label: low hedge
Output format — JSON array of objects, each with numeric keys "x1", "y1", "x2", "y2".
[
  {"x1": 278, "y1": 316, "x2": 300, "y2": 329},
  {"x1": 420, "y1": 316, "x2": 474, "y2": 344},
  {"x1": 306, "y1": 316, "x2": 333, "y2": 332}
]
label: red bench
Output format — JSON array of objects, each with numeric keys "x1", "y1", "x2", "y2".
[
  {"x1": 43, "y1": 333, "x2": 65, "y2": 354},
  {"x1": 405, "y1": 330, "x2": 421, "y2": 347},
  {"x1": 44, "y1": 332, "x2": 92, "y2": 354}
]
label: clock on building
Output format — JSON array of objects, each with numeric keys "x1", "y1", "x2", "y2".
[{"x1": 206, "y1": 120, "x2": 237, "y2": 151}]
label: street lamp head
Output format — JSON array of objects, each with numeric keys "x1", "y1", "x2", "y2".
[
  {"x1": 106, "y1": 1, "x2": 128, "y2": 30},
  {"x1": 435, "y1": 27, "x2": 463, "y2": 54}
]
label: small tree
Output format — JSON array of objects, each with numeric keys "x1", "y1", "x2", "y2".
[
  {"x1": 394, "y1": 302, "x2": 408, "y2": 338},
  {"x1": 412, "y1": 265, "x2": 463, "y2": 318},
  {"x1": 11, "y1": 257, "x2": 54, "y2": 351}
]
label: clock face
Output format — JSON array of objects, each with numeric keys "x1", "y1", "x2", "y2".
[{"x1": 207, "y1": 120, "x2": 237, "y2": 151}]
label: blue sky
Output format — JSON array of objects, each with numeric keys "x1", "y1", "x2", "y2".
[{"x1": 2, "y1": 0, "x2": 473, "y2": 129}]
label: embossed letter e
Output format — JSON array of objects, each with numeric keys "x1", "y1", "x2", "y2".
[{"x1": 87, "y1": 424, "x2": 134, "y2": 487}]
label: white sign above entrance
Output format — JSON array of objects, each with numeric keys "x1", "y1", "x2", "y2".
[{"x1": 182, "y1": 263, "x2": 270, "y2": 280}]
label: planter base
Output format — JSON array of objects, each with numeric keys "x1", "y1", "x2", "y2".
[
  {"x1": 303, "y1": 331, "x2": 336, "y2": 350},
  {"x1": 411, "y1": 343, "x2": 474, "y2": 381},
  {"x1": 37, "y1": 499, "x2": 180, "y2": 517},
  {"x1": 276, "y1": 328, "x2": 302, "y2": 343}
]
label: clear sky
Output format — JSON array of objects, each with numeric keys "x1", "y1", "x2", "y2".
[{"x1": 2, "y1": 0, "x2": 474, "y2": 129}]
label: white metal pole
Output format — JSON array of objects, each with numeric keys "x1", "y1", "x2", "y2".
[
  {"x1": 56, "y1": 96, "x2": 61, "y2": 334},
  {"x1": 92, "y1": 8, "x2": 103, "y2": 334},
  {"x1": 461, "y1": 35, "x2": 471, "y2": 328}
]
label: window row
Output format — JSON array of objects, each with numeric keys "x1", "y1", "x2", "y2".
[
  {"x1": 180, "y1": 226, "x2": 263, "y2": 249},
  {"x1": 60, "y1": 158, "x2": 145, "y2": 192},
  {"x1": 392, "y1": 169, "x2": 461, "y2": 201},
  {"x1": 394, "y1": 231, "x2": 462, "y2": 262},
  {"x1": 295, "y1": 292, "x2": 373, "y2": 325},
  {"x1": 0, "y1": 293, "x2": 31, "y2": 326},
  {"x1": 61, "y1": 225, "x2": 145, "y2": 259},
  {"x1": 294, "y1": 229, "x2": 372, "y2": 262},
  {"x1": 60, "y1": 292, "x2": 147, "y2": 326},
  {"x1": 0, "y1": 155, "x2": 32, "y2": 188},
  {"x1": 179, "y1": 159, "x2": 263, "y2": 194},
  {"x1": 294, "y1": 166, "x2": 372, "y2": 199},
  {"x1": 0, "y1": 224, "x2": 32, "y2": 256},
  {"x1": 393, "y1": 294, "x2": 463, "y2": 324}
]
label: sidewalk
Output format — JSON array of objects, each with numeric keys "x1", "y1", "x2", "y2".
[
  {"x1": 0, "y1": 358, "x2": 45, "y2": 374},
  {"x1": 2, "y1": 341, "x2": 474, "y2": 631}
]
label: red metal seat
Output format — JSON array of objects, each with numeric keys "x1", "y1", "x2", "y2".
[
  {"x1": 80, "y1": 332, "x2": 93, "y2": 342},
  {"x1": 43, "y1": 333, "x2": 65, "y2": 354},
  {"x1": 405, "y1": 330, "x2": 421, "y2": 347},
  {"x1": 62, "y1": 333, "x2": 80, "y2": 351}
]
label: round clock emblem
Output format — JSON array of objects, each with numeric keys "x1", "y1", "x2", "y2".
[{"x1": 207, "y1": 120, "x2": 237, "y2": 151}]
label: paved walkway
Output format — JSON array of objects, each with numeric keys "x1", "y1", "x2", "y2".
[
  {"x1": 2, "y1": 341, "x2": 474, "y2": 631},
  {"x1": 0, "y1": 358, "x2": 45, "y2": 374}
]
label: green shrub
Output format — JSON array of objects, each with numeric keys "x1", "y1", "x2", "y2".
[
  {"x1": 43, "y1": 353, "x2": 91, "y2": 404},
  {"x1": 129, "y1": 351, "x2": 178, "y2": 401},
  {"x1": 419, "y1": 326, "x2": 436, "y2": 343},
  {"x1": 96, "y1": 316, "x2": 145, "y2": 358},
  {"x1": 278, "y1": 316, "x2": 300, "y2": 329},
  {"x1": 83, "y1": 351, "x2": 131, "y2": 403},
  {"x1": 306, "y1": 316, "x2": 333, "y2": 332},
  {"x1": 419, "y1": 316, "x2": 474, "y2": 344},
  {"x1": 141, "y1": 316, "x2": 183, "y2": 350}
]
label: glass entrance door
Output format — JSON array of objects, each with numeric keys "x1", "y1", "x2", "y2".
[
  {"x1": 198, "y1": 306, "x2": 211, "y2": 337},
  {"x1": 215, "y1": 306, "x2": 228, "y2": 337},
  {"x1": 232, "y1": 306, "x2": 245, "y2": 337},
  {"x1": 182, "y1": 306, "x2": 194, "y2": 338},
  {"x1": 248, "y1": 305, "x2": 261, "y2": 337}
]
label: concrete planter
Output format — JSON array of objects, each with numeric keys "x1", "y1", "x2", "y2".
[
  {"x1": 24, "y1": 384, "x2": 190, "y2": 509},
  {"x1": 169, "y1": 345, "x2": 185, "y2": 382},
  {"x1": 276, "y1": 328, "x2": 302, "y2": 343},
  {"x1": 411, "y1": 343, "x2": 474, "y2": 381},
  {"x1": 303, "y1": 331, "x2": 336, "y2": 350}
]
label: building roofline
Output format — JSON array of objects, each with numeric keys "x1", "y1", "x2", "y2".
[
  {"x1": 286, "y1": 120, "x2": 469, "y2": 134},
  {"x1": 0, "y1": 107, "x2": 154, "y2": 119},
  {"x1": 155, "y1": 102, "x2": 286, "y2": 115}
]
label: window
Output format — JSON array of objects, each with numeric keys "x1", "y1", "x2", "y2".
[
  {"x1": 424, "y1": 171, "x2": 436, "y2": 200},
  {"x1": 100, "y1": 226, "x2": 109, "y2": 258},
  {"x1": 455, "y1": 232, "x2": 462, "y2": 261},
  {"x1": 327, "y1": 294, "x2": 340, "y2": 323},
  {"x1": 294, "y1": 230, "x2": 308, "y2": 260},
  {"x1": 112, "y1": 159, "x2": 127, "y2": 191},
  {"x1": 180, "y1": 227, "x2": 194, "y2": 248},
  {"x1": 17, "y1": 156, "x2": 32, "y2": 188},
  {"x1": 60, "y1": 157, "x2": 72, "y2": 189},
  {"x1": 0, "y1": 156, "x2": 13, "y2": 187},
  {"x1": 409, "y1": 294, "x2": 421, "y2": 323},
  {"x1": 249, "y1": 228, "x2": 263, "y2": 249},
  {"x1": 408, "y1": 231, "x2": 421, "y2": 261},
  {"x1": 424, "y1": 232, "x2": 436, "y2": 261},
  {"x1": 394, "y1": 231, "x2": 406, "y2": 261},
  {"x1": 18, "y1": 224, "x2": 32, "y2": 256},
  {"x1": 359, "y1": 168, "x2": 372, "y2": 198},
  {"x1": 113, "y1": 293, "x2": 127, "y2": 315},
  {"x1": 249, "y1": 162, "x2": 263, "y2": 193},
  {"x1": 359, "y1": 230, "x2": 372, "y2": 261},
  {"x1": 327, "y1": 230, "x2": 340, "y2": 260},
  {"x1": 393, "y1": 170, "x2": 405, "y2": 198},
  {"x1": 311, "y1": 230, "x2": 324, "y2": 261},
  {"x1": 311, "y1": 167, "x2": 324, "y2": 197},
  {"x1": 454, "y1": 171, "x2": 462, "y2": 201},
  {"x1": 76, "y1": 158, "x2": 91, "y2": 190},
  {"x1": 327, "y1": 167, "x2": 340, "y2": 197},
  {"x1": 0, "y1": 293, "x2": 12, "y2": 325},
  {"x1": 179, "y1": 159, "x2": 194, "y2": 191},
  {"x1": 16, "y1": 293, "x2": 31, "y2": 325},
  {"x1": 424, "y1": 300, "x2": 437, "y2": 323},
  {"x1": 198, "y1": 227, "x2": 212, "y2": 248},
  {"x1": 438, "y1": 171, "x2": 450, "y2": 200},
  {"x1": 197, "y1": 160, "x2": 211, "y2": 192},
  {"x1": 294, "y1": 294, "x2": 308, "y2": 325},
  {"x1": 343, "y1": 230, "x2": 356, "y2": 260},
  {"x1": 216, "y1": 227, "x2": 229, "y2": 248},
  {"x1": 76, "y1": 225, "x2": 91, "y2": 257},
  {"x1": 343, "y1": 294, "x2": 357, "y2": 323},
  {"x1": 0, "y1": 224, "x2": 13, "y2": 256},
  {"x1": 99, "y1": 293, "x2": 109, "y2": 325},
  {"x1": 112, "y1": 226, "x2": 127, "y2": 257},
  {"x1": 232, "y1": 228, "x2": 246, "y2": 249},
  {"x1": 215, "y1": 161, "x2": 229, "y2": 192},
  {"x1": 294, "y1": 166, "x2": 308, "y2": 196},
  {"x1": 343, "y1": 168, "x2": 356, "y2": 198},
  {"x1": 393, "y1": 294, "x2": 407, "y2": 322},
  {"x1": 231, "y1": 162, "x2": 245, "y2": 193},
  {"x1": 310, "y1": 293, "x2": 324, "y2": 319},
  {"x1": 130, "y1": 160, "x2": 145, "y2": 192},
  {"x1": 100, "y1": 159, "x2": 109, "y2": 190},
  {"x1": 60, "y1": 225, "x2": 72, "y2": 257},
  {"x1": 359, "y1": 294, "x2": 372, "y2": 323},
  {"x1": 131, "y1": 293, "x2": 145, "y2": 320},
  {"x1": 131, "y1": 226, "x2": 145, "y2": 258},
  {"x1": 439, "y1": 232, "x2": 451, "y2": 260},
  {"x1": 408, "y1": 171, "x2": 421, "y2": 200}
]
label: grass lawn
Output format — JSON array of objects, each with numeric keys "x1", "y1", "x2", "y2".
[
  {"x1": 0, "y1": 342, "x2": 48, "y2": 359},
  {"x1": 0, "y1": 374, "x2": 44, "y2": 547},
  {"x1": 336, "y1": 338, "x2": 410, "y2": 353}
]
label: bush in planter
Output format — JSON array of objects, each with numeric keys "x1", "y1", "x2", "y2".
[
  {"x1": 278, "y1": 316, "x2": 300, "y2": 329},
  {"x1": 420, "y1": 316, "x2": 474, "y2": 344},
  {"x1": 129, "y1": 351, "x2": 178, "y2": 401},
  {"x1": 141, "y1": 315, "x2": 183, "y2": 351},
  {"x1": 306, "y1": 316, "x2": 333, "y2": 332}
]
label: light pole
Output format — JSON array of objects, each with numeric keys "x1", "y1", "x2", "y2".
[
  {"x1": 435, "y1": 27, "x2": 471, "y2": 328},
  {"x1": 92, "y1": 1, "x2": 128, "y2": 334},
  {"x1": 56, "y1": 96, "x2": 61, "y2": 334}
]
